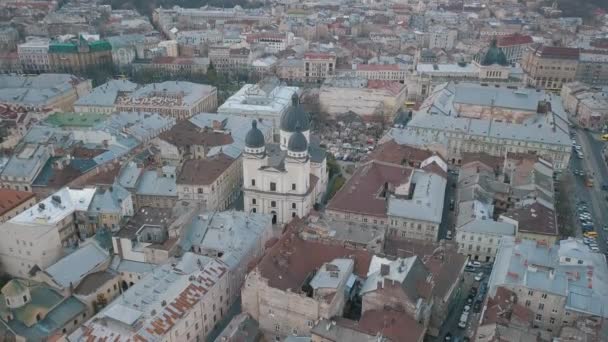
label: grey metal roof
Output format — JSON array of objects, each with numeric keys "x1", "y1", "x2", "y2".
[
  {"x1": 387, "y1": 170, "x2": 446, "y2": 224},
  {"x1": 74, "y1": 80, "x2": 139, "y2": 107},
  {"x1": 44, "y1": 241, "x2": 110, "y2": 289},
  {"x1": 287, "y1": 130, "x2": 308, "y2": 152},
  {"x1": 489, "y1": 237, "x2": 608, "y2": 318},
  {"x1": 135, "y1": 170, "x2": 177, "y2": 197},
  {"x1": 245, "y1": 120, "x2": 266, "y2": 148},
  {"x1": 280, "y1": 103, "x2": 310, "y2": 133},
  {"x1": 458, "y1": 219, "x2": 515, "y2": 236}
]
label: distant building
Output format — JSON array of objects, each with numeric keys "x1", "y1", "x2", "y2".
[
  {"x1": 73, "y1": 79, "x2": 139, "y2": 114},
  {"x1": 0, "y1": 73, "x2": 92, "y2": 112},
  {"x1": 496, "y1": 33, "x2": 534, "y2": 64},
  {"x1": 319, "y1": 76, "x2": 407, "y2": 121},
  {"x1": 48, "y1": 34, "x2": 113, "y2": 73},
  {"x1": 521, "y1": 45, "x2": 579, "y2": 91},
  {"x1": 18, "y1": 37, "x2": 51, "y2": 73},
  {"x1": 387, "y1": 82, "x2": 572, "y2": 170},
  {"x1": 217, "y1": 77, "x2": 299, "y2": 129},
  {"x1": 114, "y1": 81, "x2": 217, "y2": 120}
]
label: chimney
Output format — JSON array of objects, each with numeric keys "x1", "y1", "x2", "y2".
[
  {"x1": 212, "y1": 120, "x2": 222, "y2": 130},
  {"x1": 380, "y1": 263, "x2": 390, "y2": 276}
]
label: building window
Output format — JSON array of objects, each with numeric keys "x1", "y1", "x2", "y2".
[
  {"x1": 292, "y1": 203, "x2": 296, "y2": 209},
  {"x1": 252, "y1": 199, "x2": 256, "y2": 205},
  {"x1": 525, "y1": 300, "x2": 531, "y2": 307},
  {"x1": 275, "y1": 324, "x2": 280, "y2": 332},
  {"x1": 252, "y1": 208, "x2": 256, "y2": 213},
  {"x1": 550, "y1": 317, "x2": 555, "y2": 324},
  {"x1": 539, "y1": 303, "x2": 544, "y2": 311},
  {"x1": 528, "y1": 290, "x2": 534, "y2": 296},
  {"x1": 535, "y1": 314, "x2": 542, "y2": 321},
  {"x1": 270, "y1": 182, "x2": 276, "y2": 191},
  {"x1": 292, "y1": 183, "x2": 296, "y2": 191},
  {"x1": 271, "y1": 201, "x2": 276, "y2": 207},
  {"x1": 541, "y1": 293, "x2": 547, "y2": 299},
  {"x1": 251, "y1": 179, "x2": 255, "y2": 186}
]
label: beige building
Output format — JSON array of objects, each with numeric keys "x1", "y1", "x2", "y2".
[
  {"x1": 0, "y1": 189, "x2": 36, "y2": 223},
  {"x1": 521, "y1": 45, "x2": 579, "y2": 91},
  {"x1": 348, "y1": 63, "x2": 408, "y2": 83},
  {"x1": 319, "y1": 76, "x2": 407, "y2": 120},
  {"x1": 241, "y1": 223, "x2": 372, "y2": 339},
  {"x1": 176, "y1": 154, "x2": 241, "y2": 210},
  {"x1": 560, "y1": 82, "x2": 608, "y2": 131}
]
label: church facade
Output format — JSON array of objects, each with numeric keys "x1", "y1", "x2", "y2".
[{"x1": 242, "y1": 95, "x2": 327, "y2": 225}]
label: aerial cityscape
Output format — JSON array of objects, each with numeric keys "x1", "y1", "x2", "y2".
[{"x1": 0, "y1": 0, "x2": 606, "y2": 341}]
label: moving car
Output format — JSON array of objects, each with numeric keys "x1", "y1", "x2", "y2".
[{"x1": 467, "y1": 261, "x2": 481, "y2": 268}]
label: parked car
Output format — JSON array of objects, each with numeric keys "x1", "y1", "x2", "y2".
[
  {"x1": 473, "y1": 301, "x2": 482, "y2": 313},
  {"x1": 467, "y1": 261, "x2": 481, "y2": 268},
  {"x1": 446, "y1": 230, "x2": 453, "y2": 240},
  {"x1": 474, "y1": 272, "x2": 484, "y2": 282}
]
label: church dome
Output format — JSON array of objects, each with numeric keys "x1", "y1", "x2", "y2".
[
  {"x1": 245, "y1": 120, "x2": 265, "y2": 148},
  {"x1": 288, "y1": 129, "x2": 308, "y2": 153},
  {"x1": 280, "y1": 93, "x2": 311, "y2": 133},
  {"x1": 480, "y1": 39, "x2": 508, "y2": 66}
]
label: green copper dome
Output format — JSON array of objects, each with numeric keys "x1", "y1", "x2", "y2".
[{"x1": 480, "y1": 39, "x2": 508, "y2": 66}]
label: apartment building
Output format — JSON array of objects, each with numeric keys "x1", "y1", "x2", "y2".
[
  {"x1": 576, "y1": 51, "x2": 608, "y2": 86},
  {"x1": 73, "y1": 79, "x2": 140, "y2": 114},
  {"x1": 0, "y1": 187, "x2": 96, "y2": 277},
  {"x1": 560, "y1": 82, "x2": 608, "y2": 130},
  {"x1": 349, "y1": 63, "x2": 408, "y2": 83},
  {"x1": 176, "y1": 154, "x2": 241, "y2": 210},
  {"x1": 70, "y1": 254, "x2": 231, "y2": 341},
  {"x1": 303, "y1": 52, "x2": 336, "y2": 83},
  {"x1": 488, "y1": 237, "x2": 608, "y2": 336},
  {"x1": 521, "y1": 45, "x2": 579, "y2": 91},
  {"x1": 496, "y1": 33, "x2": 534, "y2": 64},
  {"x1": 0, "y1": 144, "x2": 51, "y2": 192}
]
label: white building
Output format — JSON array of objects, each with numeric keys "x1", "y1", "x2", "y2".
[
  {"x1": 242, "y1": 96, "x2": 327, "y2": 225},
  {"x1": 73, "y1": 79, "x2": 140, "y2": 113},
  {"x1": 17, "y1": 37, "x2": 51, "y2": 73},
  {"x1": 69, "y1": 253, "x2": 230, "y2": 341},
  {"x1": 0, "y1": 187, "x2": 96, "y2": 277},
  {"x1": 217, "y1": 77, "x2": 299, "y2": 130}
]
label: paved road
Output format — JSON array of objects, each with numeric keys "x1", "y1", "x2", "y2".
[{"x1": 570, "y1": 129, "x2": 608, "y2": 252}]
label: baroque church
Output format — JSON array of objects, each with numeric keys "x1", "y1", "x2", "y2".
[{"x1": 242, "y1": 94, "x2": 328, "y2": 225}]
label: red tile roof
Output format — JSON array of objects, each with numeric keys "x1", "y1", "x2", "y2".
[
  {"x1": 366, "y1": 140, "x2": 434, "y2": 166},
  {"x1": 356, "y1": 64, "x2": 400, "y2": 71},
  {"x1": 257, "y1": 219, "x2": 373, "y2": 291},
  {"x1": 366, "y1": 80, "x2": 406, "y2": 96},
  {"x1": 0, "y1": 189, "x2": 34, "y2": 217},
  {"x1": 531, "y1": 45, "x2": 580, "y2": 60},
  {"x1": 502, "y1": 202, "x2": 558, "y2": 237},
  {"x1": 159, "y1": 120, "x2": 234, "y2": 148},
  {"x1": 497, "y1": 33, "x2": 533, "y2": 47},
  {"x1": 177, "y1": 154, "x2": 236, "y2": 185},
  {"x1": 304, "y1": 52, "x2": 335, "y2": 60},
  {"x1": 326, "y1": 161, "x2": 412, "y2": 218},
  {"x1": 358, "y1": 308, "x2": 426, "y2": 342}
]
